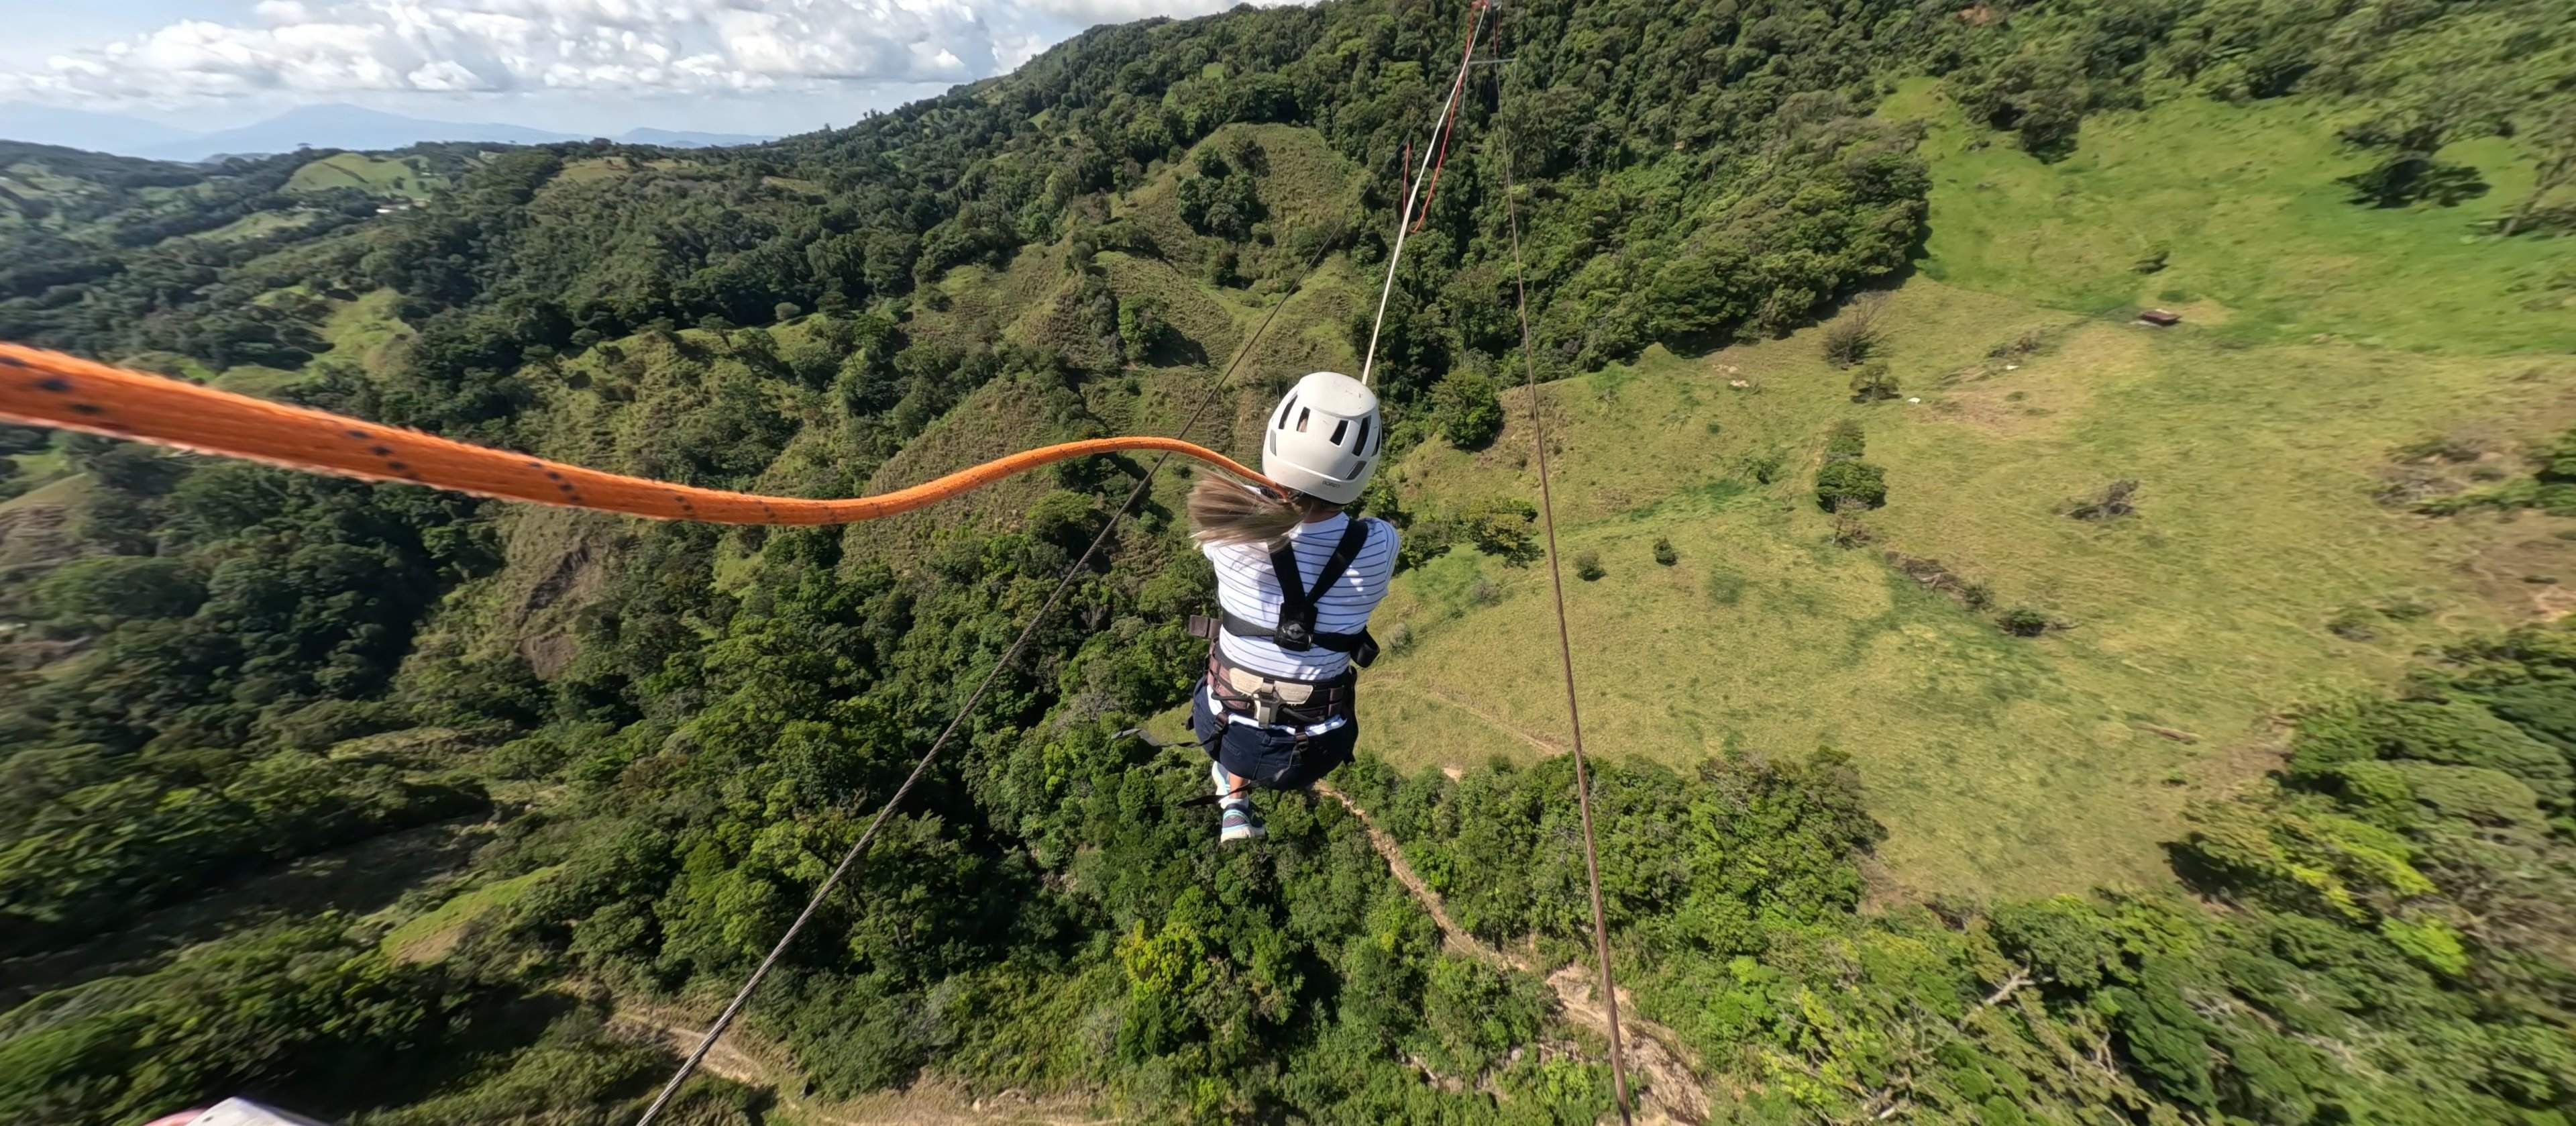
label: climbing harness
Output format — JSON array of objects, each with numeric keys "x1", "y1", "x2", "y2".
[
  {"x1": 1187, "y1": 515, "x2": 1383, "y2": 664},
  {"x1": 0, "y1": 1, "x2": 1638, "y2": 1119},
  {"x1": 620, "y1": 256, "x2": 1317, "y2": 1125},
  {"x1": 1199, "y1": 651, "x2": 1359, "y2": 728}
]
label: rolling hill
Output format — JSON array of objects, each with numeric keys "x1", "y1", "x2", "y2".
[
  {"x1": 0, "y1": 102, "x2": 777, "y2": 162},
  {"x1": 3, "y1": 1, "x2": 2574, "y2": 1124}
]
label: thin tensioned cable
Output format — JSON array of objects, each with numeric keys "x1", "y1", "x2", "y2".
[
  {"x1": 1358, "y1": 0, "x2": 1487, "y2": 389},
  {"x1": 1407, "y1": 0, "x2": 1484, "y2": 236},
  {"x1": 631, "y1": 260, "x2": 1323, "y2": 1126},
  {"x1": 1485, "y1": 14, "x2": 1635, "y2": 1124}
]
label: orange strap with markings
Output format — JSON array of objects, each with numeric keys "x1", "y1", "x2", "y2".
[{"x1": 0, "y1": 342, "x2": 1271, "y2": 525}]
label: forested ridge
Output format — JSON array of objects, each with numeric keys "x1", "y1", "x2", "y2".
[{"x1": 2, "y1": 0, "x2": 2573, "y2": 1123}]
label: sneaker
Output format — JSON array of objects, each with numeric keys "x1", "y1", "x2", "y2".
[
  {"x1": 1212, "y1": 760, "x2": 1263, "y2": 842},
  {"x1": 1220, "y1": 800, "x2": 1265, "y2": 843}
]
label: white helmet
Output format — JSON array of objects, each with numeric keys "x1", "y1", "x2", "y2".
[{"x1": 1263, "y1": 371, "x2": 1382, "y2": 504}]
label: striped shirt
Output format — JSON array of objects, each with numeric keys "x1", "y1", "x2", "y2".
[{"x1": 1205, "y1": 513, "x2": 1399, "y2": 682}]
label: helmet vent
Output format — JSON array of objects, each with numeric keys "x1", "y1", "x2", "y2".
[
  {"x1": 1330, "y1": 419, "x2": 1348, "y2": 446},
  {"x1": 1295, "y1": 407, "x2": 1311, "y2": 432},
  {"x1": 1275, "y1": 395, "x2": 1297, "y2": 429},
  {"x1": 1354, "y1": 417, "x2": 1371, "y2": 454}
]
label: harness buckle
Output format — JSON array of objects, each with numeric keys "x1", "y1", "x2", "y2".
[
  {"x1": 1274, "y1": 620, "x2": 1313, "y2": 651},
  {"x1": 1252, "y1": 686, "x2": 1281, "y2": 726}
]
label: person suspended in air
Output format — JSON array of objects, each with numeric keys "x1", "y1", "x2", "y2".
[{"x1": 1184, "y1": 371, "x2": 1398, "y2": 843}]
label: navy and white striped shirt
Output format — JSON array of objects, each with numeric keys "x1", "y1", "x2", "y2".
[{"x1": 1205, "y1": 513, "x2": 1399, "y2": 681}]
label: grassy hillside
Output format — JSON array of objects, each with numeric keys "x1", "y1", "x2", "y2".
[
  {"x1": 286, "y1": 152, "x2": 439, "y2": 199},
  {"x1": 1363, "y1": 92, "x2": 2576, "y2": 897},
  {"x1": 7, "y1": 1, "x2": 2576, "y2": 1123},
  {"x1": 1883, "y1": 81, "x2": 2576, "y2": 354}
]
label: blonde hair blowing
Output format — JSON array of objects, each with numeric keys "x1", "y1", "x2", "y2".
[{"x1": 1187, "y1": 476, "x2": 1326, "y2": 548}]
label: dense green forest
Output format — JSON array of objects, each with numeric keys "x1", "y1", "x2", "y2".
[{"x1": 3, "y1": 0, "x2": 2573, "y2": 1123}]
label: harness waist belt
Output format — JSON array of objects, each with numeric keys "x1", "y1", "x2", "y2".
[
  {"x1": 1203, "y1": 652, "x2": 1355, "y2": 727},
  {"x1": 1189, "y1": 611, "x2": 1375, "y2": 656}
]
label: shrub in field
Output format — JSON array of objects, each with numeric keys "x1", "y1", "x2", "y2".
[
  {"x1": 1999, "y1": 607, "x2": 2055, "y2": 636},
  {"x1": 1431, "y1": 368, "x2": 1505, "y2": 450},
  {"x1": 1847, "y1": 362, "x2": 1898, "y2": 403},
  {"x1": 2067, "y1": 479, "x2": 2139, "y2": 521},
  {"x1": 1824, "y1": 421, "x2": 1866, "y2": 462},
  {"x1": 1815, "y1": 460, "x2": 1886, "y2": 511},
  {"x1": 1822, "y1": 293, "x2": 1885, "y2": 368}
]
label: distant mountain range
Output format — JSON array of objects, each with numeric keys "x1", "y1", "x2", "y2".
[{"x1": 0, "y1": 103, "x2": 773, "y2": 162}]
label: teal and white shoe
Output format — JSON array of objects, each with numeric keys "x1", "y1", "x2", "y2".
[
  {"x1": 1220, "y1": 801, "x2": 1265, "y2": 843},
  {"x1": 1212, "y1": 760, "x2": 1263, "y2": 843}
]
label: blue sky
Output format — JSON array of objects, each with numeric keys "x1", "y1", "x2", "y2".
[{"x1": 0, "y1": 1, "x2": 1261, "y2": 136}]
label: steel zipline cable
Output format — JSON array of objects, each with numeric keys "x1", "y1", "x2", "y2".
[
  {"x1": 1485, "y1": 7, "x2": 1636, "y2": 1121},
  {"x1": 1358, "y1": 0, "x2": 1489, "y2": 389},
  {"x1": 622, "y1": 254, "x2": 1339, "y2": 1123},
  {"x1": 0, "y1": 4, "x2": 1641, "y2": 1116},
  {"x1": 629, "y1": 50, "x2": 1485, "y2": 1086}
]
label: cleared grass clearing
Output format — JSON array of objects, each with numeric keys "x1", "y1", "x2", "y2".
[
  {"x1": 840, "y1": 372, "x2": 1092, "y2": 564},
  {"x1": 7, "y1": 444, "x2": 67, "y2": 485},
  {"x1": 380, "y1": 864, "x2": 560, "y2": 964},
  {"x1": 0, "y1": 468, "x2": 89, "y2": 517},
  {"x1": 286, "y1": 152, "x2": 432, "y2": 199},
  {"x1": 188, "y1": 209, "x2": 321, "y2": 244},
  {"x1": 211, "y1": 363, "x2": 305, "y2": 397},
  {"x1": 118, "y1": 350, "x2": 217, "y2": 382},
  {"x1": 1117, "y1": 123, "x2": 1365, "y2": 286},
  {"x1": 319, "y1": 287, "x2": 415, "y2": 375},
  {"x1": 553, "y1": 156, "x2": 636, "y2": 185},
  {"x1": 1878, "y1": 79, "x2": 2576, "y2": 354},
  {"x1": 1356, "y1": 90, "x2": 2576, "y2": 898},
  {"x1": 1366, "y1": 274, "x2": 2575, "y2": 898}
]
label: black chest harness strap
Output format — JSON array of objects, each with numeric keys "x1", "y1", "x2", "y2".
[{"x1": 1187, "y1": 518, "x2": 1380, "y2": 668}]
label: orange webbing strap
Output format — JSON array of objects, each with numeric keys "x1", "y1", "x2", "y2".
[{"x1": 0, "y1": 342, "x2": 1272, "y2": 525}]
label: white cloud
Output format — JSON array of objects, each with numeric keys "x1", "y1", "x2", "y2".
[
  {"x1": 0, "y1": 0, "x2": 1277, "y2": 107},
  {"x1": 1022, "y1": 0, "x2": 1241, "y2": 24}
]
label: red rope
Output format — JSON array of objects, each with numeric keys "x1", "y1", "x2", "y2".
[{"x1": 1409, "y1": 0, "x2": 1487, "y2": 235}]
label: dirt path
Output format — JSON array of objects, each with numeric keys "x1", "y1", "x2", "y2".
[
  {"x1": 607, "y1": 785, "x2": 1708, "y2": 1125},
  {"x1": 611, "y1": 1007, "x2": 773, "y2": 1089},
  {"x1": 1374, "y1": 680, "x2": 1567, "y2": 756},
  {"x1": 607, "y1": 1005, "x2": 1118, "y2": 1126},
  {"x1": 1313, "y1": 782, "x2": 1514, "y2": 968},
  {"x1": 1314, "y1": 784, "x2": 1709, "y2": 1124}
]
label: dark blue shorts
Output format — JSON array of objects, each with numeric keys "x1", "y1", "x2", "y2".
[{"x1": 1190, "y1": 678, "x2": 1359, "y2": 791}]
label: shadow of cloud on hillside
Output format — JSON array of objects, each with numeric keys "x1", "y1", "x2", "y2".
[{"x1": 0, "y1": 817, "x2": 489, "y2": 1009}]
